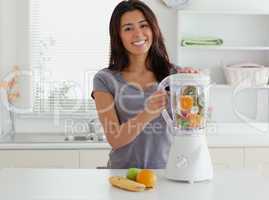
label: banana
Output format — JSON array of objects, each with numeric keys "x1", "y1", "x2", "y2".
[{"x1": 109, "y1": 176, "x2": 146, "y2": 192}]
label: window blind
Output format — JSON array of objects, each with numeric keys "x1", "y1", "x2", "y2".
[{"x1": 30, "y1": 0, "x2": 118, "y2": 114}]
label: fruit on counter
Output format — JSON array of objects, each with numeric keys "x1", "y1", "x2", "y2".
[
  {"x1": 109, "y1": 176, "x2": 146, "y2": 192},
  {"x1": 180, "y1": 95, "x2": 193, "y2": 110},
  {"x1": 126, "y1": 168, "x2": 141, "y2": 181},
  {"x1": 136, "y1": 169, "x2": 157, "y2": 188}
]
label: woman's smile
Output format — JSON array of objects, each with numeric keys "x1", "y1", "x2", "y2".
[{"x1": 132, "y1": 39, "x2": 147, "y2": 47}]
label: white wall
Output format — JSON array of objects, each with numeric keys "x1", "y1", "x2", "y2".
[
  {"x1": 0, "y1": 0, "x2": 31, "y2": 110},
  {"x1": 181, "y1": 0, "x2": 269, "y2": 11},
  {"x1": 211, "y1": 87, "x2": 269, "y2": 123},
  {"x1": 0, "y1": 0, "x2": 17, "y2": 76},
  {"x1": 15, "y1": 0, "x2": 31, "y2": 109},
  {"x1": 143, "y1": 0, "x2": 177, "y2": 63}
]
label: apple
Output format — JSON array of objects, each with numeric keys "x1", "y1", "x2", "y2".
[{"x1": 126, "y1": 168, "x2": 141, "y2": 181}]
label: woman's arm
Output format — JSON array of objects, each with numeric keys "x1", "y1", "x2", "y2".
[
  {"x1": 0, "y1": 82, "x2": 9, "y2": 88},
  {"x1": 93, "y1": 90, "x2": 167, "y2": 150}
]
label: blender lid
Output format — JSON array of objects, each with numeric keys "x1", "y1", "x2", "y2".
[{"x1": 171, "y1": 72, "x2": 210, "y2": 85}]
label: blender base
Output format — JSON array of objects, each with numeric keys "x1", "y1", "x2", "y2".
[{"x1": 165, "y1": 134, "x2": 213, "y2": 183}]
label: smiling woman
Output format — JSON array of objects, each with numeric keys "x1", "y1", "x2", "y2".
[{"x1": 91, "y1": 0, "x2": 178, "y2": 169}]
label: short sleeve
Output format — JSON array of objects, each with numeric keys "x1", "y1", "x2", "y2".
[{"x1": 91, "y1": 69, "x2": 114, "y2": 99}]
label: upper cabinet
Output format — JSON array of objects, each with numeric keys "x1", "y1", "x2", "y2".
[{"x1": 176, "y1": 10, "x2": 269, "y2": 84}]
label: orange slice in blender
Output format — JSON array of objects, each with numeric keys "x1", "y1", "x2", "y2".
[{"x1": 180, "y1": 95, "x2": 193, "y2": 110}]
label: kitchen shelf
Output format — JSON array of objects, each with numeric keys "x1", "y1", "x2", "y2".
[
  {"x1": 178, "y1": 10, "x2": 269, "y2": 15},
  {"x1": 177, "y1": 10, "x2": 269, "y2": 84},
  {"x1": 179, "y1": 46, "x2": 269, "y2": 51},
  {"x1": 211, "y1": 84, "x2": 269, "y2": 89}
]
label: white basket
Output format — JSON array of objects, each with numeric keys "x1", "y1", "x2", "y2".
[{"x1": 223, "y1": 63, "x2": 269, "y2": 86}]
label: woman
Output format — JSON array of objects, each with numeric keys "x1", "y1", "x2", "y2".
[{"x1": 91, "y1": 0, "x2": 196, "y2": 169}]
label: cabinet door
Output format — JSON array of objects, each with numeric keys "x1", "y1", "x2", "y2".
[
  {"x1": 245, "y1": 148, "x2": 269, "y2": 176},
  {"x1": 209, "y1": 148, "x2": 244, "y2": 169},
  {"x1": 0, "y1": 150, "x2": 79, "y2": 168},
  {"x1": 79, "y1": 150, "x2": 110, "y2": 169}
]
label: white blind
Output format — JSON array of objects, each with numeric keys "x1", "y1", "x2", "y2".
[{"x1": 30, "y1": 0, "x2": 119, "y2": 114}]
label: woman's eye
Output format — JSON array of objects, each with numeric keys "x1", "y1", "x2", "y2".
[
  {"x1": 141, "y1": 24, "x2": 149, "y2": 28},
  {"x1": 124, "y1": 27, "x2": 132, "y2": 32}
]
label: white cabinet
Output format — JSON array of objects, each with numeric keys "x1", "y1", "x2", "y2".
[
  {"x1": 0, "y1": 149, "x2": 110, "y2": 169},
  {"x1": 0, "y1": 150, "x2": 79, "y2": 168},
  {"x1": 2, "y1": 147, "x2": 269, "y2": 170},
  {"x1": 209, "y1": 147, "x2": 244, "y2": 169},
  {"x1": 79, "y1": 149, "x2": 110, "y2": 169},
  {"x1": 245, "y1": 148, "x2": 269, "y2": 176},
  {"x1": 177, "y1": 11, "x2": 269, "y2": 84},
  {"x1": 79, "y1": 148, "x2": 246, "y2": 169}
]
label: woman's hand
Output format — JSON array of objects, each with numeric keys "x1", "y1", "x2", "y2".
[
  {"x1": 176, "y1": 67, "x2": 199, "y2": 73},
  {"x1": 144, "y1": 90, "x2": 168, "y2": 120}
]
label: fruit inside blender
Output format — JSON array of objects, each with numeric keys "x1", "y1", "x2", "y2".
[{"x1": 175, "y1": 85, "x2": 205, "y2": 130}]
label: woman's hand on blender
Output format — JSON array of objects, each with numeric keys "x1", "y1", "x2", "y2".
[
  {"x1": 177, "y1": 67, "x2": 199, "y2": 73},
  {"x1": 144, "y1": 90, "x2": 168, "y2": 120}
]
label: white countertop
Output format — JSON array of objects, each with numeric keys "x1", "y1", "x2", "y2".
[
  {"x1": 0, "y1": 168, "x2": 268, "y2": 200},
  {"x1": 1, "y1": 135, "x2": 269, "y2": 150},
  {"x1": 0, "y1": 141, "x2": 111, "y2": 150},
  {"x1": 0, "y1": 123, "x2": 269, "y2": 149}
]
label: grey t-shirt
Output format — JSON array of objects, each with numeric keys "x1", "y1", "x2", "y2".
[{"x1": 91, "y1": 68, "x2": 174, "y2": 169}]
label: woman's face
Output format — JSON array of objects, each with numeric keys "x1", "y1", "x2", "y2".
[{"x1": 120, "y1": 10, "x2": 153, "y2": 58}]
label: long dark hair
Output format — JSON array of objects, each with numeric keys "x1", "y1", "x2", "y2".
[{"x1": 108, "y1": 0, "x2": 175, "y2": 82}]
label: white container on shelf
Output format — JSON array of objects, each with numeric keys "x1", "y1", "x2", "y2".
[{"x1": 223, "y1": 63, "x2": 269, "y2": 86}]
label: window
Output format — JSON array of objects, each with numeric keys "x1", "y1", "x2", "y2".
[{"x1": 30, "y1": 0, "x2": 119, "y2": 115}]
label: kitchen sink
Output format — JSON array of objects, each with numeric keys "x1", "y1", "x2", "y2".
[{"x1": 9, "y1": 133, "x2": 104, "y2": 143}]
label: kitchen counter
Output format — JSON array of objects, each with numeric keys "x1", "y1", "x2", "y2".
[
  {"x1": 0, "y1": 141, "x2": 111, "y2": 149},
  {"x1": 1, "y1": 134, "x2": 269, "y2": 150},
  {"x1": 0, "y1": 168, "x2": 268, "y2": 200},
  {"x1": 0, "y1": 132, "x2": 111, "y2": 150}
]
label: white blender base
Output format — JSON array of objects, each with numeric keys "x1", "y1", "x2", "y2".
[{"x1": 165, "y1": 134, "x2": 213, "y2": 183}]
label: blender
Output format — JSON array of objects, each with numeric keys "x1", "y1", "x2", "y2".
[{"x1": 158, "y1": 72, "x2": 213, "y2": 183}]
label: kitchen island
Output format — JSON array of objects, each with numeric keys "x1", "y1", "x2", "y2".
[{"x1": 0, "y1": 168, "x2": 268, "y2": 200}]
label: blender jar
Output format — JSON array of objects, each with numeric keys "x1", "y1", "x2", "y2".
[{"x1": 158, "y1": 72, "x2": 210, "y2": 132}]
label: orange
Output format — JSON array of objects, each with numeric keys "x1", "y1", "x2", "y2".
[
  {"x1": 180, "y1": 95, "x2": 193, "y2": 110},
  {"x1": 187, "y1": 113, "x2": 202, "y2": 128},
  {"x1": 136, "y1": 169, "x2": 157, "y2": 188}
]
